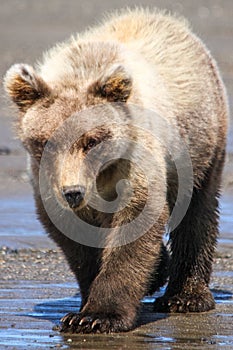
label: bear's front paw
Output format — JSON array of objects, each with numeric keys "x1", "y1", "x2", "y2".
[
  {"x1": 153, "y1": 290, "x2": 215, "y2": 313},
  {"x1": 59, "y1": 312, "x2": 132, "y2": 333}
]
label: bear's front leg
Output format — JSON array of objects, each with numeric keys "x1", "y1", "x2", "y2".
[{"x1": 60, "y1": 216, "x2": 166, "y2": 333}]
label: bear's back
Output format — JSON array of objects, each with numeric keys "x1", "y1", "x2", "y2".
[
  {"x1": 38, "y1": 8, "x2": 228, "y2": 183},
  {"x1": 40, "y1": 8, "x2": 226, "y2": 117}
]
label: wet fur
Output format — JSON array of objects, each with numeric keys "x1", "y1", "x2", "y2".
[{"x1": 4, "y1": 8, "x2": 228, "y2": 333}]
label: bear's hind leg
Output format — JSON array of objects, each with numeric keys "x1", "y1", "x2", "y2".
[{"x1": 154, "y1": 149, "x2": 225, "y2": 313}]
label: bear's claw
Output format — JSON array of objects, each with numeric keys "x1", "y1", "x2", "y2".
[
  {"x1": 153, "y1": 291, "x2": 215, "y2": 313},
  {"x1": 59, "y1": 312, "x2": 130, "y2": 333}
]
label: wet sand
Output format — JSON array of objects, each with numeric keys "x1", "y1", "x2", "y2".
[
  {"x1": 0, "y1": 0, "x2": 233, "y2": 349},
  {"x1": 0, "y1": 238, "x2": 233, "y2": 349}
]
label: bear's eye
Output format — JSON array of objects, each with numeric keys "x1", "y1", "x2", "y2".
[{"x1": 83, "y1": 138, "x2": 99, "y2": 152}]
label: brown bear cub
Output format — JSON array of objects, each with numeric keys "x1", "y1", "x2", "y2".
[{"x1": 4, "y1": 8, "x2": 228, "y2": 333}]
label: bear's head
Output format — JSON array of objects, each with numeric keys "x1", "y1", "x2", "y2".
[{"x1": 4, "y1": 63, "x2": 138, "y2": 212}]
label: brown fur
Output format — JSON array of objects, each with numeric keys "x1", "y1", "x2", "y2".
[{"x1": 4, "y1": 8, "x2": 228, "y2": 333}]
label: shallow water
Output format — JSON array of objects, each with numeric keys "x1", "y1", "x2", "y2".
[
  {"x1": 219, "y1": 195, "x2": 233, "y2": 247},
  {"x1": 0, "y1": 197, "x2": 42, "y2": 236},
  {"x1": 1, "y1": 285, "x2": 233, "y2": 349},
  {"x1": 0, "y1": 193, "x2": 232, "y2": 349},
  {"x1": 1, "y1": 193, "x2": 232, "y2": 249}
]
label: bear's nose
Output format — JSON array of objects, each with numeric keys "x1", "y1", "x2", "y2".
[{"x1": 62, "y1": 185, "x2": 86, "y2": 208}]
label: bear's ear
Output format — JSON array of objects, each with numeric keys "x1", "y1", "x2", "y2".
[
  {"x1": 90, "y1": 65, "x2": 132, "y2": 102},
  {"x1": 4, "y1": 64, "x2": 51, "y2": 112}
]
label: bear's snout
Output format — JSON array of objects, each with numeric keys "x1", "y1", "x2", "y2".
[{"x1": 62, "y1": 185, "x2": 86, "y2": 209}]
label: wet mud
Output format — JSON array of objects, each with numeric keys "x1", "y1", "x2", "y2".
[{"x1": 0, "y1": 0, "x2": 233, "y2": 349}]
